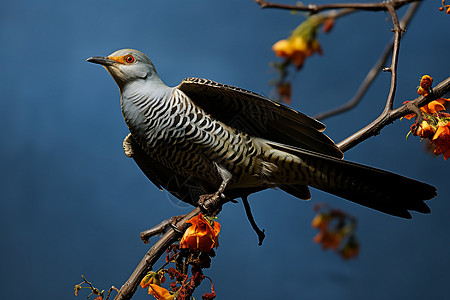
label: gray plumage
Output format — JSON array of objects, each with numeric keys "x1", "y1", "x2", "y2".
[{"x1": 87, "y1": 49, "x2": 436, "y2": 218}]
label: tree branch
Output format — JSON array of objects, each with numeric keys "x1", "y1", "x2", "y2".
[
  {"x1": 314, "y1": 2, "x2": 420, "y2": 121},
  {"x1": 333, "y1": 1, "x2": 450, "y2": 152},
  {"x1": 254, "y1": 0, "x2": 420, "y2": 13},
  {"x1": 382, "y1": 3, "x2": 402, "y2": 113},
  {"x1": 114, "y1": 195, "x2": 228, "y2": 300},
  {"x1": 113, "y1": 208, "x2": 201, "y2": 300},
  {"x1": 314, "y1": 1, "x2": 420, "y2": 120},
  {"x1": 337, "y1": 77, "x2": 450, "y2": 152}
]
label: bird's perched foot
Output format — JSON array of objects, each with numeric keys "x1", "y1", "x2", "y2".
[
  {"x1": 198, "y1": 163, "x2": 234, "y2": 215},
  {"x1": 140, "y1": 215, "x2": 186, "y2": 243},
  {"x1": 198, "y1": 192, "x2": 226, "y2": 216}
]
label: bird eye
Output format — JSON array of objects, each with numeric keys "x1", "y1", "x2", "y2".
[{"x1": 125, "y1": 55, "x2": 135, "y2": 64}]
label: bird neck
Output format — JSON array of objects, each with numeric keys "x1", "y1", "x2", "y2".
[
  {"x1": 121, "y1": 76, "x2": 172, "y2": 102},
  {"x1": 119, "y1": 77, "x2": 175, "y2": 149}
]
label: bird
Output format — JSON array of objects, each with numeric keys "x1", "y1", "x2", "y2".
[{"x1": 87, "y1": 49, "x2": 436, "y2": 219}]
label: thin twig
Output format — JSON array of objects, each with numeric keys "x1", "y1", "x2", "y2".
[
  {"x1": 241, "y1": 195, "x2": 265, "y2": 245},
  {"x1": 383, "y1": 3, "x2": 402, "y2": 113},
  {"x1": 140, "y1": 215, "x2": 188, "y2": 243},
  {"x1": 314, "y1": 2, "x2": 420, "y2": 121},
  {"x1": 105, "y1": 286, "x2": 120, "y2": 300},
  {"x1": 254, "y1": 0, "x2": 420, "y2": 13},
  {"x1": 139, "y1": 219, "x2": 173, "y2": 243},
  {"x1": 314, "y1": 43, "x2": 391, "y2": 120},
  {"x1": 333, "y1": 1, "x2": 404, "y2": 151}
]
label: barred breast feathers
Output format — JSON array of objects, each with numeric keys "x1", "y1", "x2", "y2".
[{"x1": 122, "y1": 85, "x2": 284, "y2": 188}]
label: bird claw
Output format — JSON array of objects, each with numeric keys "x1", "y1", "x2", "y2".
[{"x1": 198, "y1": 192, "x2": 226, "y2": 215}]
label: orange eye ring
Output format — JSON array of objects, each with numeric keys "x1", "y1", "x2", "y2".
[{"x1": 125, "y1": 55, "x2": 135, "y2": 64}]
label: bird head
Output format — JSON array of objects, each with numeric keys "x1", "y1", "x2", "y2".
[{"x1": 87, "y1": 49, "x2": 159, "y2": 90}]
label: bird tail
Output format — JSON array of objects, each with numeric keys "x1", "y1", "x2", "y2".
[{"x1": 266, "y1": 142, "x2": 436, "y2": 219}]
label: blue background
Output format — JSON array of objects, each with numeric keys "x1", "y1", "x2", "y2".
[{"x1": 1, "y1": 1, "x2": 449, "y2": 299}]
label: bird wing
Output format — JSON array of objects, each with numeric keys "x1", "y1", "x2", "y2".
[
  {"x1": 177, "y1": 77, "x2": 343, "y2": 159},
  {"x1": 124, "y1": 134, "x2": 206, "y2": 205}
]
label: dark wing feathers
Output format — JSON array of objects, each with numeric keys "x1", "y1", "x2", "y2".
[{"x1": 177, "y1": 77, "x2": 343, "y2": 159}]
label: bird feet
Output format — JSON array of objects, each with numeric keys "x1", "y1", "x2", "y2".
[
  {"x1": 197, "y1": 162, "x2": 235, "y2": 214},
  {"x1": 198, "y1": 192, "x2": 226, "y2": 216}
]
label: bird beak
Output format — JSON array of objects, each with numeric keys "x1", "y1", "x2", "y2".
[{"x1": 86, "y1": 56, "x2": 115, "y2": 66}]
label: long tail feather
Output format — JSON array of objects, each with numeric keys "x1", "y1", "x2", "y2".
[{"x1": 267, "y1": 142, "x2": 436, "y2": 218}]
